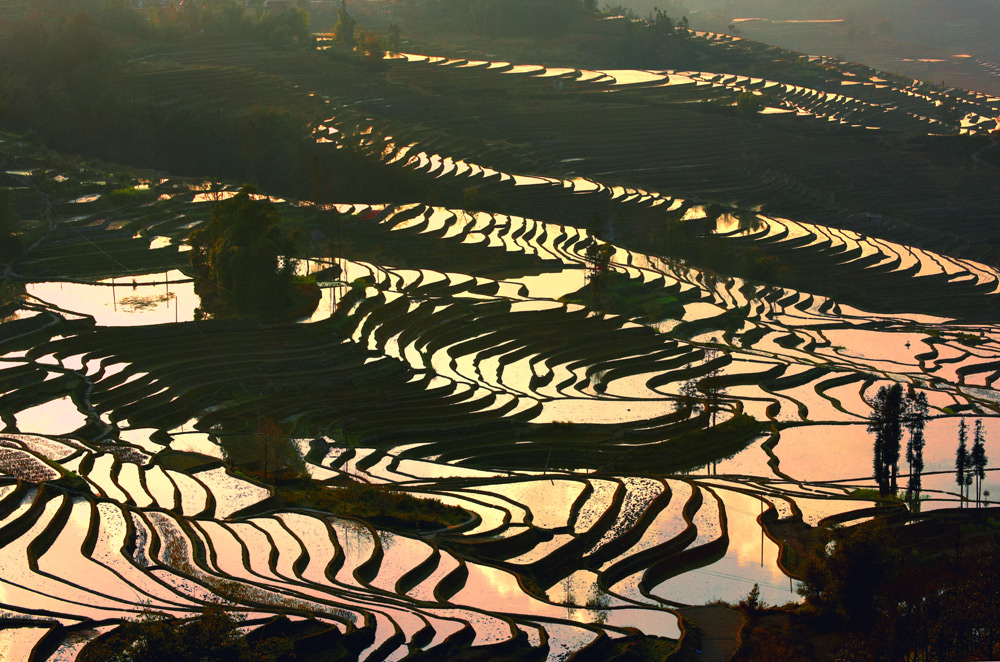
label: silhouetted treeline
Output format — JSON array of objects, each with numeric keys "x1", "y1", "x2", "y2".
[
  {"x1": 794, "y1": 520, "x2": 1000, "y2": 662},
  {"x1": 405, "y1": 0, "x2": 596, "y2": 38},
  {"x1": 0, "y1": 2, "x2": 425, "y2": 202},
  {"x1": 621, "y1": 0, "x2": 1000, "y2": 56},
  {"x1": 609, "y1": 9, "x2": 701, "y2": 68},
  {"x1": 12, "y1": 0, "x2": 312, "y2": 47}
]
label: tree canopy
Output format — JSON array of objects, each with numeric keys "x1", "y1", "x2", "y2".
[
  {"x1": 798, "y1": 520, "x2": 901, "y2": 626},
  {"x1": 868, "y1": 384, "x2": 932, "y2": 497},
  {"x1": 904, "y1": 389, "x2": 928, "y2": 497},
  {"x1": 868, "y1": 383, "x2": 904, "y2": 495},
  {"x1": 799, "y1": 522, "x2": 1000, "y2": 661},
  {"x1": 956, "y1": 418, "x2": 971, "y2": 505},
  {"x1": 333, "y1": 0, "x2": 357, "y2": 46},
  {"x1": 219, "y1": 418, "x2": 307, "y2": 483},
  {"x1": 188, "y1": 185, "x2": 299, "y2": 317},
  {"x1": 971, "y1": 419, "x2": 989, "y2": 506}
]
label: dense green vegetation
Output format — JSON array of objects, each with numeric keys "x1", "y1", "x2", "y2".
[
  {"x1": 188, "y1": 186, "x2": 317, "y2": 318},
  {"x1": 735, "y1": 518, "x2": 1000, "y2": 661},
  {"x1": 277, "y1": 479, "x2": 472, "y2": 531}
]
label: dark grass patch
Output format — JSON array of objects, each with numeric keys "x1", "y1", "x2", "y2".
[
  {"x1": 626, "y1": 413, "x2": 766, "y2": 474},
  {"x1": 562, "y1": 271, "x2": 687, "y2": 325},
  {"x1": 275, "y1": 478, "x2": 472, "y2": 532}
]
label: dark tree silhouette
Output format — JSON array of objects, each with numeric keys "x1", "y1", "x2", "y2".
[
  {"x1": 79, "y1": 602, "x2": 292, "y2": 662},
  {"x1": 357, "y1": 30, "x2": 386, "y2": 62},
  {"x1": 956, "y1": 419, "x2": 970, "y2": 507},
  {"x1": 675, "y1": 378, "x2": 701, "y2": 415},
  {"x1": 868, "y1": 383, "x2": 904, "y2": 495},
  {"x1": 220, "y1": 418, "x2": 306, "y2": 483},
  {"x1": 188, "y1": 185, "x2": 299, "y2": 318},
  {"x1": 387, "y1": 23, "x2": 401, "y2": 53},
  {"x1": 798, "y1": 519, "x2": 900, "y2": 626},
  {"x1": 584, "y1": 240, "x2": 614, "y2": 280},
  {"x1": 333, "y1": 0, "x2": 356, "y2": 47},
  {"x1": 584, "y1": 240, "x2": 615, "y2": 303},
  {"x1": 972, "y1": 419, "x2": 988, "y2": 507},
  {"x1": 904, "y1": 390, "x2": 929, "y2": 498},
  {"x1": 703, "y1": 347, "x2": 724, "y2": 427}
]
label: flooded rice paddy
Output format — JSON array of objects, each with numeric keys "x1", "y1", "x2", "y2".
[{"x1": 4, "y1": 47, "x2": 1000, "y2": 662}]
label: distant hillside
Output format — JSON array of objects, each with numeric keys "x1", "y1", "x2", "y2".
[{"x1": 614, "y1": 0, "x2": 1000, "y2": 94}]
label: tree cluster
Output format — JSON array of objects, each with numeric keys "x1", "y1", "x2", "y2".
[
  {"x1": 332, "y1": 0, "x2": 357, "y2": 45},
  {"x1": 867, "y1": 384, "x2": 929, "y2": 497},
  {"x1": 15, "y1": 0, "x2": 314, "y2": 49},
  {"x1": 188, "y1": 185, "x2": 300, "y2": 318},
  {"x1": 799, "y1": 520, "x2": 1000, "y2": 661},
  {"x1": 0, "y1": 8, "x2": 301, "y2": 187},
  {"x1": 220, "y1": 417, "x2": 307, "y2": 483},
  {"x1": 584, "y1": 240, "x2": 615, "y2": 282},
  {"x1": 0, "y1": 4, "x2": 428, "y2": 206},
  {"x1": 610, "y1": 9, "x2": 701, "y2": 69},
  {"x1": 405, "y1": 0, "x2": 594, "y2": 38},
  {"x1": 140, "y1": 0, "x2": 313, "y2": 49},
  {"x1": 327, "y1": 2, "x2": 399, "y2": 64},
  {"x1": 956, "y1": 418, "x2": 989, "y2": 507},
  {"x1": 673, "y1": 349, "x2": 726, "y2": 431},
  {"x1": 735, "y1": 90, "x2": 766, "y2": 118}
]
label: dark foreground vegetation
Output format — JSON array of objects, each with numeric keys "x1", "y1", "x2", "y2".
[
  {"x1": 79, "y1": 602, "x2": 295, "y2": 662},
  {"x1": 734, "y1": 517, "x2": 1000, "y2": 661}
]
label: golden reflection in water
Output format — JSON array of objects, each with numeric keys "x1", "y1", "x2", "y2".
[
  {"x1": 27, "y1": 270, "x2": 195, "y2": 327},
  {"x1": 721, "y1": 489, "x2": 785, "y2": 583}
]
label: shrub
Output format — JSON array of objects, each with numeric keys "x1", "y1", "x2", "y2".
[
  {"x1": 109, "y1": 186, "x2": 156, "y2": 203},
  {"x1": 797, "y1": 520, "x2": 900, "y2": 626},
  {"x1": 735, "y1": 91, "x2": 765, "y2": 118},
  {"x1": 78, "y1": 602, "x2": 293, "y2": 662},
  {"x1": 739, "y1": 583, "x2": 764, "y2": 611},
  {"x1": 219, "y1": 419, "x2": 306, "y2": 483},
  {"x1": 277, "y1": 479, "x2": 470, "y2": 530}
]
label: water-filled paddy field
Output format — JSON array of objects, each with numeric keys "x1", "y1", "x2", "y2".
[{"x1": 3, "y1": 44, "x2": 1000, "y2": 661}]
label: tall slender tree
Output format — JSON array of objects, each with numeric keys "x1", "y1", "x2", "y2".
[
  {"x1": 387, "y1": 23, "x2": 401, "y2": 53},
  {"x1": 675, "y1": 378, "x2": 701, "y2": 415},
  {"x1": 972, "y1": 420, "x2": 988, "y2": 507},
  {"x1": 904, "y1": 390, "x2": 929, "y2": 498},
  {"x1": 956, "y1": 419, "x2": 970, "y2": 507},
  {"x1": 868, "y1": 383, "x2": 904, "y2": 495},
  {"x1": 333, "y1": 0, "x2": 356, "y2": 47},
  {"x1": 704, "y1": 347, "x2": 724, "y2": 427}
]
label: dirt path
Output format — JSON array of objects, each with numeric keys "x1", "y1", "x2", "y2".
[{"x1": 678, "y1": 605, "x2": 745, "y2": 662}]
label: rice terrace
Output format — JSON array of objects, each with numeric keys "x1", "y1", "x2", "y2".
[{"x1": 1, "y1": 0, "x2": 1000, "y2": 660}]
